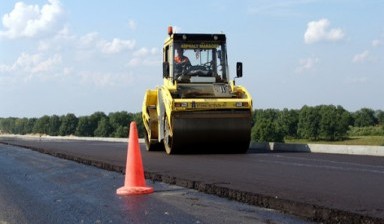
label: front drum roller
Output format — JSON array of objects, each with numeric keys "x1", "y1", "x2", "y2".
[{"x1": 163, "y1": 110, "x2": 252, "y2": 154}]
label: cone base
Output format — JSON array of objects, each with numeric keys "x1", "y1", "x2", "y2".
[{"x1": 116, "y1": 186, "x2": 154, "y2": 195}]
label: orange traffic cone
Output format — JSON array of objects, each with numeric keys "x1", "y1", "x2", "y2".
[{"x1": 116, "y1": 122, "x2": 154, "y2": 195}]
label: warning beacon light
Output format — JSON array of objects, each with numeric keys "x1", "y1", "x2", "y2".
[{"x1": 168, "y1": 26, "x2": 173, "y2": 36}]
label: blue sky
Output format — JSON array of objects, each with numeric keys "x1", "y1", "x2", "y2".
[{"x1": 1, "y1": 0, "x2": 383, "y2": 117}]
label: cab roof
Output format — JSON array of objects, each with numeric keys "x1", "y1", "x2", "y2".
[
  {"x1": 165, "y1": 33, "x2": 226, "y2": 45},
  {"x1": 173, "y1": 33, "x2": 225, "y2": 41}
]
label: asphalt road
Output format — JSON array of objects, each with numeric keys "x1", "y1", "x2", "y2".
[
  {"x1": 0, "y1": 144, "x2": 310, "y2": 224},
  {"x1": 1, "y1": 136, "x2": 384, "y2": 223}
]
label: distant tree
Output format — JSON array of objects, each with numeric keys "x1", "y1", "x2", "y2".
[
  {"x1": 59, "y1": 113, "x2": 78, "y2": 136},
  {"x1": 90, "y1": 112, "x2": 107, "y2": 136},
  {"x1": 94, "y1": 117, "x2": 112, "y2": 137},
  {"x1": 318, "y1": 105, "x2": 337, "y2": 140},
  {"x1": 375, "y1": 110, "x2": 384, "y2": 125},
  {"x1": 0, "y1": 117, "x2": 16, "y2": 133},
  {"x1": 251, "y1": 109, "x2": 284, "y2": 142},
  {"x1": 13, "y1": 118, "x2": 36, "y2": 135},
  {"x1": 74, "y1": 112, "x2": 108, "y2": 137},
  {"x1": 252, "y1": 109, "x2": 259, "y2": 124},
  {"x1": 318, "y1": 105, "x2": 350, "y2": 140},
  {"x1": 108, "y1": 111, "x2": 131, "y2": 137},
  {"x1": 14, "y1": 118, "x2": 27, "y2": 134},
  {"x1": 33, "y1": 115, "x2": 50, "y2": 134},
  {"x1": 48, "y1": 115, "x2": 61, "y2": 136},
  {"x1": 297, "y1": 105, "x2": 320, "y2": 140},
  {"x1": 335, "y1": 105, "x2": 352, "y2": 138},
  {"x1": 26, "y1": 118, "x2": 37, "y2": 134},
  {"x1": 279, "y1": 108, "x2": 299, "y2": 138},
  {"x1": 0, "y1": 118, "x2": 3, "y2": 133},
  {"x1": 113, "y1": 126, "x2": 128, "y2": 138},
  {"x1": 353, "y1": 108, "x2": 377, "y2": 127},
  {"x1": 75, "y1": 116, "x2": 93, "y2": 136}
]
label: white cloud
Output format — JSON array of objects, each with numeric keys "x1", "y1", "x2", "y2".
[
  {"x1": 133, "y1": 47, "x2": 149, "y2": 57},
  {"x1": 128, "y1": 58, "x2": 141, "y2": 67},
  {"x1": 38, "y1": 40, "x2": 51, "y2": 51},
  {"x1": 79, "y1": 32, "x2": 99, "y2": 47},
  {"x1": 133, "y1": 47, "x2": 158, "y2": 57},
  {"x1": 8, "y1": 52, "x2": 61, "y2": 73},
  {"x1": 295, "y1": 57, "x2": 319, "y2": 73},
  {"x1": 128, "y1": 47, "x2": 160, "y2": 67},
  {"x1": 0, "y1": 0, "x2": 63, "y2": 39},
  {"x1": 76, "y1": 32, "x2": 136, "y2": 55},
  {"x1": 36, "y1": 26, "x2": 75, "y2": 52},
  {"x1": 304, "y1": 19, "x2": 345, "y2": 44},
  {"x1": 54, "y1": 26, "x2": 73, "y2": 40},
  {"x1": 150, "y1": 48, "x2": 158, "y2": 54},
  {"x1": 31, "y1": 54, "x2": 61, "y2": 74},
  {"x1": 0, "y1": 52, "x2": 62, "y2": 83},
  {"x1": 352, "y1": 50, "x2": 369, "y2": 63},
  {"x1": 372, "y1": 39, "x2": 382, "y2": 48},
  {"x1": 99, "y1": 38, "x2": 136, "y2": 54},
  {"x1": 0, "y1": 9, "x2": 152, "y2": 88},
  {"x1": 128, "y1": 19, "x2": 137, "y2": 30},
  {"x1": 79, "y1": 71, "x2": 134, "y2": 87}
]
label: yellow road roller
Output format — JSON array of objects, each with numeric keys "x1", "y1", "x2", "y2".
[{"x1": 142, "y1": 27, "x2": 253, "y2": 154}]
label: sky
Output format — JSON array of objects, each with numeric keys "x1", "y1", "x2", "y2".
[{"x1": 0, "y1": 0, "x2": 383, "y2": 118}]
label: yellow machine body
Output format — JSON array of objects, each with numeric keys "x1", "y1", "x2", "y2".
[{"x1": 142, "y1": 28, "x2": 252, "y2": 154}]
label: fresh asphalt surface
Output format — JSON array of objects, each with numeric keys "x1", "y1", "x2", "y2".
[
  {"x1": 0, "y1": 143, "x2": 310, "y2": 224},
  {"x1": 1, "y1": 136, "x2": 384, "y2": 223}
]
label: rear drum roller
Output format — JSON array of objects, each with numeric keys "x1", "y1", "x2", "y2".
[
  {"x1": 164, "y1": 117, "x2": 174, "y2": 154},
  {"x1": 144, "y1": 129, "x2": 164, "y2": 151}
]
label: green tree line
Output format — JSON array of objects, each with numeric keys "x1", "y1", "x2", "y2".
[
  {"x1": 252, "y1": 105, "x2": 384, "y2": 142},
  {"x1": 1, "y1": 106, "x2": 384, "y2": 142},
  {"x1": 0, "y1": 111, "x2": 144, "y2": 138}
]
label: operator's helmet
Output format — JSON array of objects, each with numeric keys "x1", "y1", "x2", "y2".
[{"x1": 175, "y1": 46, "x2": 183, "y2": 55}]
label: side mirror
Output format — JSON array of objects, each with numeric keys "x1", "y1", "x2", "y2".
[
  {"x1": 236, "y1": 62, "x2": 243, "y2": 78},
  {"x1": 163, "y1": 62, "x2": 170, "y2": 78},
  {"x1": 217, "y1": 50, "x2": 222, "y2": 60}
]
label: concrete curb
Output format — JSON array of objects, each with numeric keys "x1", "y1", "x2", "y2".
[{"x1": 250, "y1": 142, "x2": 384, "y2": 157}]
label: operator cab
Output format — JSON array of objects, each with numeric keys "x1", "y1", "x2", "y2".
[
  {"x1": 172, "y1": 40, "x2": 228, "y2": 83},
  {"x1": 163, "y1": 27, "x2": 237, "y2": 84}
]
